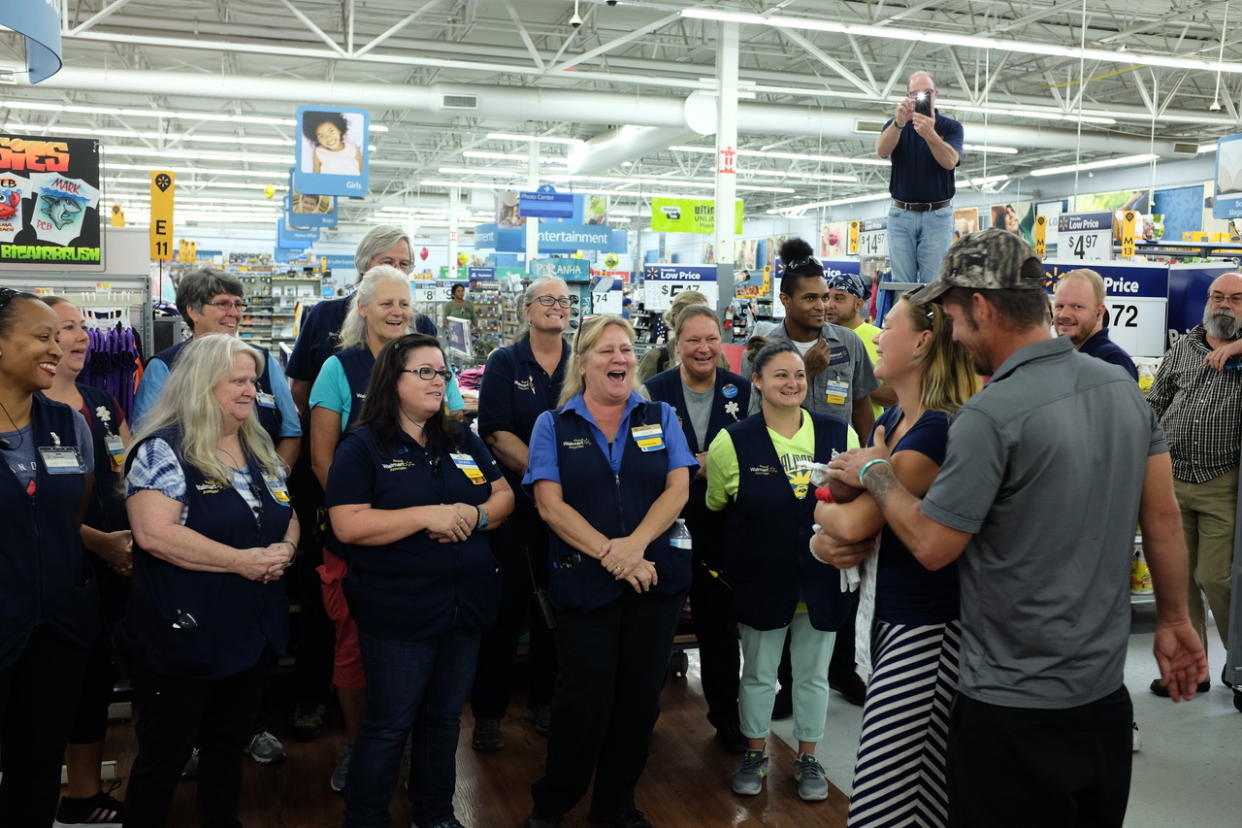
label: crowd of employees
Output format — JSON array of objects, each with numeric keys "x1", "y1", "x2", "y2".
[{"x1": 2, "y1": 202, "x2": 1232, "y2": 828}]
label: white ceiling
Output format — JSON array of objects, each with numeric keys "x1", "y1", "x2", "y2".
[{"x1": 2, "y1": 0, "x2": 1239, "y2": 235}]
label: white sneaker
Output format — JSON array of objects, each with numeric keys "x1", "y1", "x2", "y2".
[{"x1": 245, "y1": 730, "x2": 286, "y2": 765}]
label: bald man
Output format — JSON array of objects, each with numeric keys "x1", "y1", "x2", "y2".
[{"x1": 877, "y1": 71, "x2": 963, "y2": 285}]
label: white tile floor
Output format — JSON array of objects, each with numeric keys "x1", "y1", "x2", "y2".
[{"x1": 764, "y1": 606, "x2": 1242, "y2": 826}]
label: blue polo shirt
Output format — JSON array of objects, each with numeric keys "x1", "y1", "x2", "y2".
[
  {"x1": 523, "y1": 391, "x2": 697, "y2": 493},
  {"x1": 1078, "y1": 327, "x2": 1138, "y2": 381},
  {"x1": 285, "y1": 292, "x2": 438, "y2": 382},
  {"x1": 885, "y1": 112, "x2": 964, "y2": 204}
]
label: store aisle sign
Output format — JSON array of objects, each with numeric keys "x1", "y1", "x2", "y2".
[
  {"x1": 0, "y1": 134, "x2": 103, "y2": 269},
  {"x1": 320, "y1": 254, "x2": 356, "y2": 270},
  {"x1": 531, "y1": 257, "x2": 591, "y2": 283},
  {"x1": 1057, "y1": 212, "x2": 1112, "y2": 261},
  {"x1": 650, "y1": 197, "x2": 743, "y2": 235},
  {"x1": 519, "y1": 190, "x2": 575, "y2": 220},
  {"x1": 149, "y1": 170, "x2": 175, "y2": 261},
  {"x1": 474, "y1": 222, "x2": 626, "y2": 254},
  {"x1": 1044, "y1": 260, "x2": 1168, "y2": 356},
  {"x1": 276, "y1": 220, "x2": 319, "y2": 249},
  {"x1": 292, "y1": 106, "x2": 370, "y2": 198},
  {"x1": 642, "y1": 265, "x2": 718, "y2": 312},
  {"x1": 468, "y1": 266, "x2": 496, "y2": 280},
  {"x1": 590, "y1": 276, "x2": 624, "y2": 315},
  {"x1": 285, "y1": 184, "x2": 339, "y2": 229},
  {"x1": 0, "y1": 2, "x2": 62, "y2": 84},
  {"x1": 856, "y1": 219, "x2": 887, "y2": 259}
]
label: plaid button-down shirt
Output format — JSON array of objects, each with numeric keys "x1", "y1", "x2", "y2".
[{"x1": 1148, "y1": 325, "x2": 1242, "y2": 483}]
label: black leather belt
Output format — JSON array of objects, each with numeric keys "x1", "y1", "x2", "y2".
[{"x1": 893, "y1": 199, "x2": 952, "y2": 212}]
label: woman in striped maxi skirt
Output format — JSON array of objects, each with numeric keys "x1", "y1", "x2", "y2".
[{"x1": 810, "y1": 294, "x2": 979, "y2": 827}]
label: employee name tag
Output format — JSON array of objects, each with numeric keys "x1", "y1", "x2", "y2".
[
  {"x1": 450, "y1": 452, "x2": 486, "y2": 484},
  {"x1": 104, "y1": 434, "x2": 125, "y2": 464},
  {"x1": 631, "y1": 423, "x2": 666, "y2": 452},
  {"x1": 824, "y1": 379, "x2": 850, "y2": 407},
  {"x1": 256, "y1": 391, "x2": 277, "y2": 408},
  {"x1": 262, "y1": 472, "x2": 292, "y2": 504},
  {"x1": 39, "y1": 445, "x2": 86, "y2": 474}
]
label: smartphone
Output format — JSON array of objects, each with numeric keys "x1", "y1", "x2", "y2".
[{"x1": 913, "y1": 91, "x2": 932, "y2": 117}]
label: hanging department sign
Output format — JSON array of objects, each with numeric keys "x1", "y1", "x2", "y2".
[
  {"x1": 642, "y1": 265, "x2": 718, "y2": 312},
  {"x1": 1057, "y1": 212, "x2": 1112, "y2": 261},
  {"x1": 0, "y1": 135, "x2": 103, "y2": 270},
  {"x1": 0, "y1": 1, "x2": 62, "y2": 84},
  {"x1": 650, "y1": 197, "x2": 743, "y2": 235}
]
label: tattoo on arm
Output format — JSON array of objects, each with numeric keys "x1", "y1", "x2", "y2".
[{"x1": 863, "y1": 463, "x2": 898, "y2": 507}]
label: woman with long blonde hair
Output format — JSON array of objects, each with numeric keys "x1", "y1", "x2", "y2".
[
  {"x1": 811, "y1": 294, "x2": 978, "y2": 827},
  {"x1": 121, "y1": 333, "x2": 297, "y2": 828}
]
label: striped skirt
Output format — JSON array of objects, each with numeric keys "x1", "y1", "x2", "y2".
[{"x1": 847, "y1": 620, "x2": 961, "y2": 828}]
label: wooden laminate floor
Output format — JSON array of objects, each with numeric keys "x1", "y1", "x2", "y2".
[{"x1": 95, "y1": 664, "x2": 848, "y2": 827}]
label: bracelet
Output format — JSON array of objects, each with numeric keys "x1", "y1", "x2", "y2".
[
  {"x1": 475, "y1": 504, "x2": 489, "y2": 530},
  {"x1": 858, "y1": 458, "x2": 892, "y2": 485},
  {"x1": 278, "y1": 538, "x2": 298, "y2": 552}
]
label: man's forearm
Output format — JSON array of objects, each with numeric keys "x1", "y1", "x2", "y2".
[
  {"x1": 926, "y1": 133, "x2": 959, "y2": 170},
  {"x1": 1142, "y1": 517, "x2": 1193, "y2": 624},
  {"x1": 861, "y1": 462, "x2": 961, "y2": 569},
  {"x1": 876, "y1": 122, "x2": 902, "y2": 158}
]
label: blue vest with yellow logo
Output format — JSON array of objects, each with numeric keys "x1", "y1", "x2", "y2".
[
  {"x1": 121, "y1": 427, "x2": 290, "y2": 678},
  {"x1": 722, "y1": 411, "x2": 849, "y2": 631},
  {"x1": 335, "y1": 346, "x2": 375, "y2": 430},
  {"x1": 548, "y1": 399, "x2": 691, "y2": 613}
]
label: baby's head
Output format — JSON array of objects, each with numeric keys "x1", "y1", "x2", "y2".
[{"x1": 303, "y1": 112, "x2": 350, "y2": 150}]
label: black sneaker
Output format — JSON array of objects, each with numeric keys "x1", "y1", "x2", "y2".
[
  {"x1": 1149, "y1": 677, "x2": 1210, "y2": 697},
  {"x1": 771, "y1": 686, "x2": 792, "y2": 720},
  {"x1": 291, "y1": 702, "x2": 326, "y2": 740},
  {"x1": 713, "y1": 719, "x2": 747, "y2": 754},
  {"x1": 593, "y1": 809, "x2": 654, "y2": 828},
  {"x1": 829, "y1": 671, "x2": 867, "y2": 707},
  {"x1": 54, "y1": 783, "x2": 125, "y2": 827},
  {"x1": 472, "y1": 717, "x2": 504, "y2": 752},
  {"x1": 524, "y1": 704, "x2": 551, "y2": 735}
]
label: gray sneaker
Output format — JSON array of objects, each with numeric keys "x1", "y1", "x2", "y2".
[
  {"x1": 730, "y1": 749, "x2": 768, "y2": 796},
  {"x1": 330, "y1": 744, "x2": 352, "y2": 793},
  {"x1": 246, "y1": 730, "x2": 286, "y2": 765},
  {"x1": 180, "y1": 747, "x2": 200, "y2": 779},
  {"x1": 794, "y1": 753, "x2": 828, "y2": 801}
]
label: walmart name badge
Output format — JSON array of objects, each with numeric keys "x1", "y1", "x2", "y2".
[
  {"x1": 104, "y1": 434, "x2": 125, "y2": 465},
  {"x1": 824, "y1": 379, "x2": 849, "y2": 407},
  {"x1": 39, "y1": 445, "x2": 85, "y2": 474},
  {"x1": 450, "y1": 452, "x2": 486, "y2": 484},
  {"x1": 262, "y1": 472, "x2": 292, "y2": 505},
  {"x1": 256, "y1": 391, "x2": 277, "y2": 409},
  {"x1": 631, "y1": 424, "x2": 666, "y2": 452}
]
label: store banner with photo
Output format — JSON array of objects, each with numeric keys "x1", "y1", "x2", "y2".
[
  {"x1": 0, "y1": 1, "x2": 62, "y2": 84},
  {"x1": 286, "y1": 170, "x2": 338, "y2": 227},
  {"x1": 952, "y1": 208, "x2": 978, "y2": 242},
  {"x1": 650, "y1": 197, "x2": 743, "y2": 234},
  {"x1": 819, "y1": 221, "x2": 848, "y2": 258},
  {"x1": 0, "y1": 134, "x2": 103, "y2": 269},
  {"x1": 293, "y1": 106, "x2": 370, "y2": 197},
  {"x1": 275, "y1": 219, "x2": 319, "y2": 250}
]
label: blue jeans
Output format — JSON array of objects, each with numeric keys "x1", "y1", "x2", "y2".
[
  {"x1": 887, "y1": 203, "x2": 954, "y2": 284},
  {"x1": 343, "y1": 626, "x2": 481, "y2": 828}
]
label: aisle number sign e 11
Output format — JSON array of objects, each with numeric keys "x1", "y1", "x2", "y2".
[
  {"x1": 149, "y1": 170, "x2": 175, "y2": 261},
  {"x1": 1057, "y1": 211, "x2": 1112, "y2": 262},
  {"x1": 642, "y1": 264, "x2": 718, "y2": 312}
]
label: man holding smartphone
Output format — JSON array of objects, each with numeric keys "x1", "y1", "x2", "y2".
[{"x1": 877, "y1": 71, "x2": 964, "y2": 284}]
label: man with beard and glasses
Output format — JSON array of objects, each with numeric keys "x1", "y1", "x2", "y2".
[
  {"x1": 1052, "y1": 268, "x2": 1138, "y2": 380},
  {"x1": 1147, "y1": 272, "x2": 1242, "y2": 700},
  {"x1": 819, "y1": 229, "x2": 1206, "y2": 827}
]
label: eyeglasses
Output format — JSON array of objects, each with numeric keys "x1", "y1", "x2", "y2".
[
  {"x1": 1208, "y1": 292, "x2": 1242, "y2": 306},
  {"x1": 403, "y1": 367, "x2": 453, "y2": 382},
  {"x1": 531, "y1": 295, "x2": 574, "y2": 308},
  {"x1": 205, "y1": 299, "x2": 247, "y2": 312}
]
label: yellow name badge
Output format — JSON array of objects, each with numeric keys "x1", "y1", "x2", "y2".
[
  {"x1": 824, "y1": 379, "x2": 849, "y2": 407},
  {"x1": 631, "y1": 423, "x2": 666, "y2": 452},
  {"x1": 262, "y1": 473, "x2": 292, "y2": 504},
  {"x1": 450, "y1": 452, "x2": 486, "y2": 484}
]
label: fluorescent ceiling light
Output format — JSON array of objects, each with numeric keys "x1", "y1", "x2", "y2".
[
  {"x1": 937, "y1": 101, "x2": 1117, "y2": 126},
  {"x1": 681, "y1": 8, "x2": 1242, "y2": 76},
  {"x1": 105, "y1": 146, "x2": 292, "y2": 164},
  {"x1": 104, "y1": 176, "x2": 287, "y2": 192},
  {"x1": 766, "y1": 191, "x2": 892, "y2": 215},
  {"x1": 437, "y1": 167, "x2": 796, "y2": 193},
  {"x1": 1199, "y1": 143, "x2": 1219, "y2": 154},
  {"x1": 670, "y1": 145, "x2": 888, "y2": 167},
  {"x1": 463, "y1": 150, "x2": 571, "y2": 165},
  {"x1": 0, "y1": 100, "x2": 389, "y2": 130},
  {"x1": 106, "y1": 162, "x2": 288, "y2": 179},
  {"x1": 1029, "y1": 153, "x2": 1159, "y2": 177},
  {"x1": 963, "y1": 143, "x2": 1018, "y2": 155},
  {"x1": 486, "y1": 132, "x2": 584, "y2": 145},
  {"x1": 960, "y1": 174, "x2": 1012, "y2": 188}
]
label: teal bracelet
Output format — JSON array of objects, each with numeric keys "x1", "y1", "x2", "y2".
[{"x1": 858, "y1": 458, "x2": 892, "y2": 485}]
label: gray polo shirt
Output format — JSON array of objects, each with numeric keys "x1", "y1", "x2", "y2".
[
  {"x1": 742, "y1": 320, "x2": 878, "y2": 424},
  {"x1": 922, "y1": 336, "x2": 1167, "y2": 709}
]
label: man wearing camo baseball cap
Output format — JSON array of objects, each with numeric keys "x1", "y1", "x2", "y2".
[{"x1": 820, "y1": 225, "x2": 1206, "y2": 826}]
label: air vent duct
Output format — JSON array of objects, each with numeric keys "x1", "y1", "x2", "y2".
[
  {"x1": 854, "y1": 119, "x2": 887, "y2": 135},
  {"x1": 442, "y1": 94, "x2": 478, "y2": 110}
]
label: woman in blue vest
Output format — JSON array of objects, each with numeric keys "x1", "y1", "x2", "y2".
[
  {"x1": 308, "y1": 264, "x2": 432, "y2": 792},
  {"x1": 523, "y1": 315, "x2": 697, "y2": 828},
  {"x1": 471, "y1": 275, "x2": 571, "y2": 751},
  {"x1": 643, "y1": 304, "x2": 750, "y2": 752},
  {"x1": 811, "y1": 296, "x2": 977, "y2": 828},
  {"x1": 0, "y1": 289, "x2": 97, "y2": 826},
  {"x1": 40, "y1": 297, "x2": 133, "y2": 827},
  {"x1": 132, "y1": 267, "x2": 302, "y2": 469},
  {"x1": 325, "y1": 333, "x2": 514, "y2": 828},
  {"x1": 122, "y1": 334, "x2": 297, "y2": 828},
  {"x1": 706, "y1": 341, "x2": 848, "y2": 803}
]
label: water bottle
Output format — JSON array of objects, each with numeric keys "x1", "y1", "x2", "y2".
[{"x1": 671, "y1": 518, "x2": 693, "y2": 551}]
